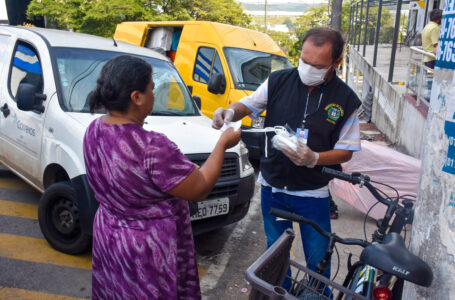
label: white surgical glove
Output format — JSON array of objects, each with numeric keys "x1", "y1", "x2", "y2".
[
  {"x1": 281, "y1": 141, "x2": 319, "y2": 168},
  {"x1": 212, "y1": 108, "x2": 235, "y2": 129}
]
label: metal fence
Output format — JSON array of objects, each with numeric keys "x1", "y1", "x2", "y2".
[
  {"x1": 407, "y1": 46, "x2": 435, "y2": 106},
  {"x1": 347, "y1": 0, "x2": 410, "y2": 83}
]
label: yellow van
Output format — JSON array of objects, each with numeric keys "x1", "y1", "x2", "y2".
[{"x1": 114, "y1": 21, "x2": 292, "y2": 158}]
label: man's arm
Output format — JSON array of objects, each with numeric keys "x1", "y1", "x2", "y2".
[
  {"x1": 229, "y1": 102, "x2": 253, "y2": 122},
  {"x1": 212, "y1": 79, "x2": 269, "y2": 129},
  {"x1": 316, "y1": 149, "x2": 353, "y2": 165}
]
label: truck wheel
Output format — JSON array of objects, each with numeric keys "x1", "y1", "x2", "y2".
[{"x1": 38, "y1": 182, "x2": 91, "y2": 254}]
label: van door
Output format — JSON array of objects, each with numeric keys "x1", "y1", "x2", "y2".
[
  {"x1": 0, "y1": 33, "x2": 12, "y2": 161},
  {"x1": 191, "y1": 46, "x2": 229, "y2": 119},
  {"x1": 0, "y1": 40, "x2": 45, "y2": 184}
]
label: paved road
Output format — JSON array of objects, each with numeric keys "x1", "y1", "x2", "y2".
[
  {"x1": 0, "y1": 164, "x2": 389, "y2": 299},
  {"x1": 0, "y1": 165, "x2": 265, "y2": 299},
  {"x1": 199, "y1": 181, "x2": 381, "y2": 300}
]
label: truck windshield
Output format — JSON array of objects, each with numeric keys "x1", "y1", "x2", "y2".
[
  {"x1": 53, "y1": 48, "x2": 197, "y2": 116},
  {"x1": 224, "y1": 47, "x2": 292, "y2": 91}
]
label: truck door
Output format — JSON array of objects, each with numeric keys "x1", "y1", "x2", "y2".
[
  {"x1": 191, "y1": 46, "x2": 229, "y2": 119},
  {"x1": 0, "y1": 40, "x2": 45, "y2": 185},
  {"x1": 0, "y1": 33, "x2": 12, "y2": 162}
]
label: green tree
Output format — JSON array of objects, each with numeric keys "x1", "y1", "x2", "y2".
[
  {"x1": 149, "y1": 0, "x2": 193, "y2": 20},
  {"x1": 79, "y1": 0, "x2": 152, "y2": 37},
  {"x1": 282, "y1": 1, "x2": 396, "y2": 64},
  {"x1": 190, "y1": 0, "x2": 251, "y2": 27},
  {"x1": 294, "y1": 5, "x2": 331, "y2": 34},
  {"x1": 27, "y1": 0, "x2": 251, "y2": 37},
  {"x1": 27, "y1": 0, "x2": 153, "y2": 37},
  {"x1": 341, "y1": 1, "x2": 395, "y2": 44},
  {"x1": 27, "y1": 0, "x2": 84, "y2": 30},
  {"x1": 287, "y1": 4, "x2": 330, "y2": 62},
  {"x1": 283, "y1": 17, "x2": 295, "y2": 31}
]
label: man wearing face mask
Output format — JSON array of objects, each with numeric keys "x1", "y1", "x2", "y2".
[{"x1": 212, "y1": 27, "x2": 361, "y2": 279}]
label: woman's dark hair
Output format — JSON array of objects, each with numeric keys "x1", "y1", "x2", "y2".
[
  {"x1": 302, "y1": 27, "x2": 345, "y2": 62},
  {"x1": 89, "y1": 55, "x2": 152, "y2": 113}
]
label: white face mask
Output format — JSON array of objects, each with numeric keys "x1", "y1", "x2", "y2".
[{"x1": 297, "y1": 58, "x2": 330, "y2": 86}]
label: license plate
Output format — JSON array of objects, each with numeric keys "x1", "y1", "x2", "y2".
[{"x1": 190, "y1": 198, "x2": 229, "y2": 221}]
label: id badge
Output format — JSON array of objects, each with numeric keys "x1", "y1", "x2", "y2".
[
  {"x1": 296, "y1": 128, "x2": 309, "y2": 144},
  {"x1": 296, "y1": 128, "x2": 309, "y2": 139}
]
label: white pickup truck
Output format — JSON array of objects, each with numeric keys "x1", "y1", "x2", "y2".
[{"x1": 0, "y1": 26, "x2": 255, "y2": 254}]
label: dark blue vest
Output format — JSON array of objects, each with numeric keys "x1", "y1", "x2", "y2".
[{"x1": 260, "y1": 68, "x2": 361, "y2": 191}]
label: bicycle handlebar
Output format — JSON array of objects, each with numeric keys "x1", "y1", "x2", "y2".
[
  {"x1": 322, "y1": 167, "x2": 413, "y2": 241},
  {"x1": 270, "y1": 207, "x2": 368, "y2": 248},
  {"x1": 320, "y1": 167, "x2": 365, "y2": 184},
  {"x1": 322, "y1": 167, "x2": 399, "y2": 207}
]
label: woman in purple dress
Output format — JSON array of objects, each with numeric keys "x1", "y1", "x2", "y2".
[{"x1": 83, "y1": 55, "x2": 241, "y2": 299}]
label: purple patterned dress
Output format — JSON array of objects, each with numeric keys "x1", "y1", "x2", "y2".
[{"x1": 83, "y1": 117, "x2": 201, "y2": 300}]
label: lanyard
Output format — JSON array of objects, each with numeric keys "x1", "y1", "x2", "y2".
[
  {"x1": 302, "y1": 87, "x2": 324, "y2": 130},
  {"x1": 242, "y1": 126, "x2": 288, "y2": 158},
  {"x1": 242, "y1": 88, "x2": 325, "y2": 158}
]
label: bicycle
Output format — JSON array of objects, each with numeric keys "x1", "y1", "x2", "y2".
[{"x1": 245, "y1": 167, "x2": 433, "y2": 299}]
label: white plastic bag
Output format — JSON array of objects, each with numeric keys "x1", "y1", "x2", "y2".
[
  {"x1": 220, "y1": 120, "x2": 242, "y2": 132},
  {"x1": 271, "y1": 127, "x2": 299, "y2": 152}
]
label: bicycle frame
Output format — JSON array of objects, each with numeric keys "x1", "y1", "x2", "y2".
[{"x1": 265, "y1": 168, "x2": 432, "y2": 300}]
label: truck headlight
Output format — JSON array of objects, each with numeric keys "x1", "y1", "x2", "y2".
[
  {"x1": 239, "y1": 141, "x2": 252, "y2": 172},
  {"x1": 252, "y1": 117, "x2": 265, "y2": 128}
]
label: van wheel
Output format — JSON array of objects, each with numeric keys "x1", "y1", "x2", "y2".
[{"x1": 38, "y1": 182, "x2": 91, "y2": 254}]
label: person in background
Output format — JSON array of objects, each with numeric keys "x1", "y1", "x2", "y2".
[
  {"x1": 212, "y1": 27, "x2": 361, "y2": 279},
  {"x1": 421, "y1": 9, "x2": 443, "y2": 69},
  {"x1": 83, "y1": 55, "x2": 241, "y2": 299}
]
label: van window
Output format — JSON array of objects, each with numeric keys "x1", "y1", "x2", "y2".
[
  {"x1": 53, "y1": 48, "x2": 197, "y2": 116},
  {"x1": 9, "y1": 43, "x2": 43, "y2": 99},
  {"x1": 193, "y1": 47, "x2": 224, "y2": 84},
  {"x1": 212, "y1": 52, "x2": 224, "y2": 76},
  {"x1": 224, "y1": 47, "x2": 292, "y2": 91}
]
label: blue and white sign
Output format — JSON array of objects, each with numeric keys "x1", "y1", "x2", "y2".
[
  {"x1": 436, "y1": 0, "x2": 455, "y2": 69},
  {"x1": 443, "y1": 98, "x2": 455, "y2": 174},
  {"x1": 437, "y1": 0, "x2": 455, "y2": 175}
]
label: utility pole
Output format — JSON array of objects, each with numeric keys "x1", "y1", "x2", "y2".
[
  {"x1": 264, "y1": 0, "x2": 268, "y2": 32},
  {"x1": 330, "y1": 0, "x2": 343, "y2": 31},
  {"x1": 402, "y1": 0, "x2": 455, "y2": 298}
]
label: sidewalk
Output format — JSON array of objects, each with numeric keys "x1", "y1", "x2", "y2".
[{"x1": 359, "y1": 118, "x2": 391, "y2": 146}]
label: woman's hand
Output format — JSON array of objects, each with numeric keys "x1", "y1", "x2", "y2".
[
  {"x1": 167, "y1": 128, "x2": 241, "y2": 202},
  {"x1": 219, "y1": 128, "x2": 242, "y2": 150}
]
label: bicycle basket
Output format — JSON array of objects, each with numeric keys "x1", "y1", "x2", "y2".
[{"x1": 245, "y1": 229, "x2": 369, "y2": 300}]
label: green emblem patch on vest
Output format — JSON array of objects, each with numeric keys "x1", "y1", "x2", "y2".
[{"x1": 325, "y1": 103, "x2": 344, "y2": 124}]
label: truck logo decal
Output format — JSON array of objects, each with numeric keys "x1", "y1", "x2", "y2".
[{"x1": 11, "y1": 113, "x2": 36, "y2": 136}]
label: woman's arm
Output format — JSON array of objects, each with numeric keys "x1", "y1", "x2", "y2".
[{"x1": 167, "y1": 128, "x2": 241, "y2": 201}]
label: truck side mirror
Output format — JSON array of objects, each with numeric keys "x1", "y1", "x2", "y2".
[
  {"x1": 17, "y1": 83, "x2": 46, "y2": 113},
  {"x1": 208, "y1": 73, "x2": 226, "y2": 94},
  {"x1": 193, "y1": 96, "x2": 201, "y2": 109}
]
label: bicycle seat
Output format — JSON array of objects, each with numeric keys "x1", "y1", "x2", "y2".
[{"x1": 360, "y1": 232, "x2": 433, "y2": 287}]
